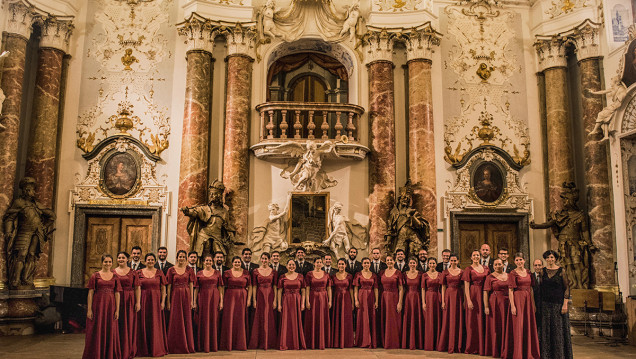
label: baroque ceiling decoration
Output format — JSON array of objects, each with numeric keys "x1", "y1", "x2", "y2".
[{"x1": 373, "y1": 0, "x2": 431, "y2": 12}]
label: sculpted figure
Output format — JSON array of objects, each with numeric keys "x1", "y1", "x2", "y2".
[
  {"x1": 276, "y1": 140, "x2": 339, "y2": 192},
  {"x1": 385, "y1": 181, "x2": 430, "y2": 257},
  {"x1": 586, "y1": 75, "x2": 628, "y2": 137},
  {"x1": 323, "y1": 202, "x2": 351, "y2": 258},
  {"x1": 0, "y1": 51, "x2": 9, "y2": 130},
  {"x1": 181, "y1": 180, "x2": 236, "y2": 267},
  {"x1": 250, "y1": 201, "x2": 289, "y2": 258},
  {"x1": 3, "y1": 177, "x2": 55, "y2": 289},
  {"x1": 258, "y1": 0, "x2": 283, "y2": 41},
  {"x1": 530, "y1": 182, "x2": 596, "y2": 289},
  {"x1": 339, "y1": 0, "x2": 360, "y2": 42}
]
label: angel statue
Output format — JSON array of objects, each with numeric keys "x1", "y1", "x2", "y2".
[
  {"x1": 276, "y1": 140, "x2": 339, "y2": 192},
  {"x1": 257, "y1": 0, "x2": 283, "y2": 42},
  {"x1": 586, "y1": 75, "x2": 628, "y2": 138},
  {"x1": 339, "y1": 0, "x2": 360, "y2": 42},
  {"x1": 250, "y1": 200, "x2": 290, "y2": 258},
  {"x1": 323, "y1": 201, "x2": 368, "y2": 259}
]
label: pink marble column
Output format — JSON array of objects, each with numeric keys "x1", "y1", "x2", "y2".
[
  {"x1": 0, "y1": 3, "x2": 34, "y2": 284},
  {"x1": 579, "y1": 56, "x2": 614, "y2": 288},
  {"x1": 407, "y1": 58, "x2": 437, "y2": 254},
  {"x1": 176, "y1": 50, "x2": 213, "y2": 252},
  {"x1": 367, "y1": 60, "x2": 396, "y2": 252},
  {"x1": 222, "y1": 54, "x2": 253, "y2": 246}
]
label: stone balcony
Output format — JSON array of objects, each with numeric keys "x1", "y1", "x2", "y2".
[{"x1": 251, "y1": 101, "x2": 369, "y2": 161}]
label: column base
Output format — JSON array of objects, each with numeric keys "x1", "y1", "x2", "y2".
[{"x1": 0, "y1": 288, "x2": 48, "y2": 336}]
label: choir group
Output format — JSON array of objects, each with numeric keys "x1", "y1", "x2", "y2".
[{"x1": 82, "y1": 244, "x2": 572, "y2": 359}]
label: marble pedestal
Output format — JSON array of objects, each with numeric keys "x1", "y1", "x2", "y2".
[{"x1": 0, "y1": 288, "x2": 48, "y2": 336}]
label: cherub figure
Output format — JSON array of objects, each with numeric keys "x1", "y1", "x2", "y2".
[
  {"x1": 275, "y1": 140, "x2": 339, "y2": 192},
  {"x1": 339, "y1": 0, "x2": 360, "y2": 42},
  {"x1": 258, "y1": 0, "x2": 283, "y2": 42}
]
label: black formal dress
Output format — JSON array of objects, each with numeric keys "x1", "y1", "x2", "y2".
[
  {"x1": 345, "y1": 260, "x2": 363, "y2": 275},
  {"x1": 295, "y1": 261, "x2": 314, "y2": 276},
  {"x1": 370, "y1": 261, "x2": 387, "y2": 275},
  {"x1": 155, "y1": 261, "x2": 174, "y2": 275},
  {"x1": 540, "y1": 267, "x2": 572, "y2": 359}
]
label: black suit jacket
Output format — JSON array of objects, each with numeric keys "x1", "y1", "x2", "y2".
[
  {"x1": 188, "y1": 265, "x2": 203, "y2": 275},
  {"x1": 214, "y1": 265, "x2": 230, "y2": 274},
  {"x1": 436, "y1": 262, "x2": 450, "y2": 273},
  {"x1": 270, "y1": 263, "x2": 288, "y2": 276},
  {"x1": 128, "y1": 261, "x2": 146, "y2": 270},
  {"x1": 417, "y1": 261, "x2": 429, "y2": 273},
  {"x1": 370, "y1": 260, "x2": 387, "y2": 274},
  {"x1": 394, "y1": 262, "x2": 408, "y2": 272},
  {"x1": 155, "y1": 261, "x2": 173, "y2": 275},
  {"x1": 295, "y1": 261, "x2": 314, "y2": 275},
  {"x1": 345, "y1": 260, "x2": 363, "y2": 275},
  {"x1": 242, "y1": 262, "x2": 259, "y2": 272},
  {"x1": 501, "y1": 262, "x2": 513, "y2": 273},
  {"x1": 324, "y1": 267, "x2": 338, "y2": 276}
]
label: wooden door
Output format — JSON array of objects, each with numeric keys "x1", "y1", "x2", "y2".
[
  {"x1": 458, "y1": 222, "x2": 517, "y2": 268},
  {"x1": 84, "y1": 216, "x2": 153, "y2": 284}
]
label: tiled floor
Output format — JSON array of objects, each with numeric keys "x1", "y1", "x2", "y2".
[{"x1": 0, "y1": 334, "x2": 634, "y2": 358}]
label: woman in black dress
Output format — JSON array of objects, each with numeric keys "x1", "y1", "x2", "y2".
[{"x1": 539, "y1": 250, "x2": 572, "y2": 359}]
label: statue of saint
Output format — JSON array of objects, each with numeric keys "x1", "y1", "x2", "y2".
[
  {"x1": 250, "y1": 201, "x2": 289, "y2": 258},
  {"x1": 385, "y1": 180, "x2": 430, "y2": 257},
  {"x1": 323, "y1": 202, "x2": 351, "y2": 259},
  {"x1": 181, "y1": 180, "x2": 236, "y2": 267},
  {"x1": 2, "y1": 177, "x2": 55, "y2": 289},
  {"x1": 530, "y1": 182, "x2": 596, "y2": 289}
]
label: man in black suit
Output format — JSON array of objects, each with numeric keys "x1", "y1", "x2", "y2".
[
  {"x1": 480, "y1": 243, "x2": 494, "y2": 271},
  {"x1": 345, "y1": 247, "x2": 362, "y2": 275},
  {"x1": 187, "y1": 251, "x2": 203, "y2": 274},
  {"x1": 394, "y1": 249, "x2": 408, "y2": 272},
  {"x1": 436, "y1": 249, "x2": 451, "y2": 272},
  {"x1": 241, "y1": 248, "x2": 259, "y2": 272},
  {"x1": 129, "y1": 246, "x2": 146, "y2": 270},
  {"x1": 370, "y1": 248, "x2": 387, "y2": 274},
  {"x1": 417, "y1": 248, "x2": 429, "y2": 272},
  {"x1": 295, "y1": 247, "x2": 313, "y2": 275},
  {"x1": 155, "y1": 246, "x2": 174, "y2": 275},
  {"x1": 213, "y1": 251, "x2": 230, "y2": 273},
  {"x1": 498, "y1": 248, "x2": 513, "y2": 273},
  {"x1": 323, "y1": 254, "x2": 337, "y2": 276},
  {"x1": 270, "y1": 251, "x2": 287, "y2": 275},
  {"x1": 532, "y1": 258, "x2": 543, "y2": 340}
]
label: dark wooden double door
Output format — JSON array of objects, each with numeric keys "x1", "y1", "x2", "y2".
[{"x1": 457, "y1": 222, "x2": 518, "y2": 269}]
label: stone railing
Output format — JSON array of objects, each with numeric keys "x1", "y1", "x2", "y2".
[{"x1": 256, "y1": 102, "x2": 365, "y2": 142}]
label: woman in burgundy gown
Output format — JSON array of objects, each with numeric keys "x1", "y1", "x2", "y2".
[
  {"x1": 304, "y1": 257, "x2": 333, "y2": 349},
  {"x1": 437, "y1": 254, "x2": 465, "y2": 354},
  {"x1": 83, "y1": 254, "x2": 121, "y2": 359},
  {"x1": 484, "y1": 258, "x2": 513, "y2": 358},
  {"x1": 378, "y1": 255, "x2": 404, "y2": 349},
  {"x1": 278, "y1": 259, "x2": 306, "y2": 350},
  {"x1": 463, "y1": 249, "x2": 490, "y2": 355},
  {"x1": 509, "y1": 252, "x2": 540, "y2": 359},
  {"x1": 249, "y1": 252, "x2": 278, "y2": 350},
  {"x1": 221, "y1": 256, "x2": 252, "y2": 351},
  {"x1": 331, "y1": 258, "x2": 354, "y2": 348},
  {"x1": 194, "y1": 253, "x2": 224, "y2": 353},
  {"x1": 114, "y1": 251, "x2": 137, "y2": 359},
  {"x1": 401, "y1": 257, "x2": 423, "y2": 349},
  {"x1": 135, "y1": 253, "x2": 168, "y2": 357},
  {"x1": 354, "y1": 258, "x2": 379, "y2": 348},
  {"x1": 422, "y1": 257, "x2": 442, "y2": 351},
  {"x1": 166, "y1": 250, "x2": 196, "y2": 354}
]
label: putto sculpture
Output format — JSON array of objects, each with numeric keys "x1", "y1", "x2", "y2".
[
  {"x1": 530, "y1": 182, "x2": 596, "y2": 289},
  {"x1": 385, "y1": 180, "x2": 430, "y2": 257},
  {"x1": 250, "y1": 200, "x2": 290, "y2": 258},
  {"x1": 181, "y1": 179, "x2": 237, "y2": 267},
  {"x1": 3, "y1": 177, "x2": 56, "y2": 289},
  {"x1": 275, "y1": 140, "x2": 339, "y2": 192}
]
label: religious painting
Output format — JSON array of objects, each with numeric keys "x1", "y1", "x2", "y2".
[
  {"x1": 471, "y1": 162, "x2": 504, "y2": 203},
  {"x1": 288, "y1": 193, "x2": 329, "y2": 245},
  {"x1": 623, "y1": 38, "x2": 636, "y2": 88},
  {"x1": 100, "y1": 151, "x2": 140, "y2": 198}
]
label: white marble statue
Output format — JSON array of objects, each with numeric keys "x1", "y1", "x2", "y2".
[
  {"x1": 0, "y1": 51, "x2": 10, "y2": 131},
  {"x1": 250, "y1": 201, "x2": 289, "y2": 258},
  {"x1": 323, "y1": 202, "x2": 351, "y2": 259},
  {"x1": 339, "y1": 0, "x2": 360, "y2": 42},
  {"x1": 259, "y1": 0, "x2": 283, "y2": 41},
  {"x1": 276, "y1": 140, "x2": 339, "y2": 192},
  {"x1": 587, "y1": 75, "x2": 628, "y2": 138}
]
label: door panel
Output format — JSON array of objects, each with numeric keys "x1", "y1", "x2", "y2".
[
  {"x1": 85, "y1": 217, "x2": 121, "y2": 284},
  {"x1": 457, "y1": 222, "x2": 518, "y2": 268},
  {"x1": 121, "y1": 217, "x2": 153, "y2": 255},
  {"x1": 458, "y1": 223, "x2": 486, "y2": 268}
]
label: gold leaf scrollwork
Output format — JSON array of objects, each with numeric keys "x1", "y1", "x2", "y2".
[{"x1": 77, "y1": 131, "x2": 96, "y2": 153}]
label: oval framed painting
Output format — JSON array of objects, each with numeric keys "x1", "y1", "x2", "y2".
[
  {"x1": 471, "y1": 161, "x2": 505, "y2": 203},
  {"x1": 100, "y1": 151, "x2": 140, "y2": 198}
]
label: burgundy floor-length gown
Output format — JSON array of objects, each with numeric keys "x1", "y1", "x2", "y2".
[
  {"x1": 484, "y1": 274, "x2": 513, "y2": 358},
  {"x1": 248, "y1": 268, "x2": 278, "y2": 350},
  {"x1": 463, "y1": 265, "x2": 490, "y2": 355},
  {"x1": 221, "y1": 269, "x2": 251, "y2": 351},
  {"x1": 136, "y1": 270, "x2": 168, "y2": 357},
  {"x1": 304, "y1": 271, "x2": 332, "y2": 349},
  {"x1": 401, "y1": 272, "x2": 424, "y2": 350},
  {"x1": 354, "y1": 271, "x2": 378, "y2": 348},
  {"x1": 114, "y1": 269, "x2": 136, "y2": 359},
  {"x1": 509, "y1": 270, "x2": 541, "y2": 359},
  {"x1": 83, "y1": 272, "x2": 122, "y2": 359},
  {"x1": 379, "y1": 269, "x2": 403, "y2": 349},
  {"x1": 331, "y1": 273, "x2": 354, "y2": 348},
  {"x1": 437, "y1": 269, "x2": 465, "y2": 354},
  {"x1": 278, "y1": 274, "x2": 307, "y2": 350},
  {"x1": 422, "y1": 271, "x2": 442, "y2": 351},
  {"x1": 166, "y1": 267, "x2": 196, "y2": 354},
  {"x1": 195, "y1": 269, "x2": 223, "y2": 353}
]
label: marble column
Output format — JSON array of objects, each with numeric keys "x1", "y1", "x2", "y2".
[
  {"x1": 405, "y1": 29, "x2": 440, "y2": 254},
  {"x1": 176, "y1": 19, "x2": 215, "y2": 252},
  {"x1": 24, "y1": 18, "x2": 73, "y2": 280},
  {"x1": 573, "y1": 24, "x2": 615, "y2": 288},
  {"x1": 365, "y1": 30, "x2": 397, "y2": 252},
  {"x1": 535, "y1": 37, "x2": 575, "y2": 249},
  {"x1": 222, "y1": 26, "x2": 256, "y2": 247},
  {"x1": 0, "y1": 1, "x2": 35, "y2": 284}
]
